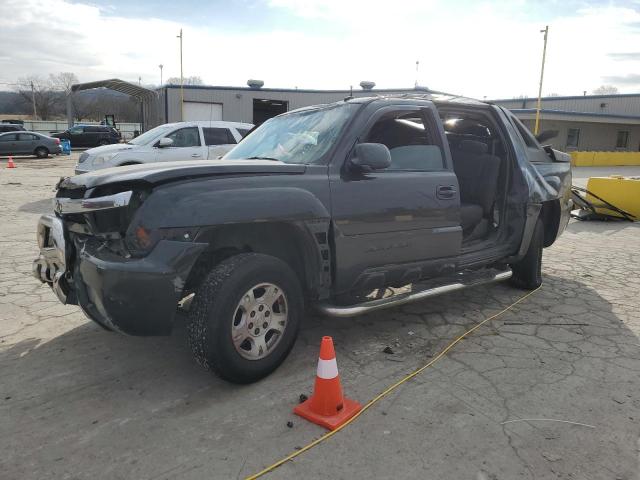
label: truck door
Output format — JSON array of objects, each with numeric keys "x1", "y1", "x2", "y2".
[{"x1": 329, "y1": 103, "x2": 462, "y2": 293}]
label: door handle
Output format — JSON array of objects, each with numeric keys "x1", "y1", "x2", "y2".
[
  {"x1": 191, "y1": 153, "x2": 201, "y2": 158},
  {"x1": 436, "y1": 185, "x2": 457, "y2": 200}
]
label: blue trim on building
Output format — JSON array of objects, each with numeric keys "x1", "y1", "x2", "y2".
[
  {"x1": 511, "y1": 108, "x2": 640, "y2": 121},
  {"x1": 493, "y1": 93, "x2": 640, "y2": 102}
]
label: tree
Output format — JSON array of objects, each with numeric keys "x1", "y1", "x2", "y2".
[
  {"x1": 592, "y1": 85, "x2": 619, "y2": 95},
  {"x1": 165, "y1": 76, "x2": 204, "y2": 86},
  {"x1": 14, "y1": 75, "x2": 62, "y2": 120}
]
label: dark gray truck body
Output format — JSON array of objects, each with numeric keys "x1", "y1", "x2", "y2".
[{"x1": 33, "y1": 96, "x2": 571, "y2": 335}]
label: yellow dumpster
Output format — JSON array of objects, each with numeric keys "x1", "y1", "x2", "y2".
[{"x1": 586, "y1": 176, "x2": 640, "y2": 220}]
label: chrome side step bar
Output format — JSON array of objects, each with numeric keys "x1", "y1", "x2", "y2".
[{"x1": 317, "y1": 269, "x2": 512, "y2": 317}]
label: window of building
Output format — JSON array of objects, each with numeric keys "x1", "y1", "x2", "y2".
[
  {"x1": 566, "y1": 128, "x2": 580, "y2": 149},
  {"x1": 203, "y1": 127, "x2": 235, "y2": 146},
  {"x1": 616, "y1": 131, "x2": 629, "y2": 149}
]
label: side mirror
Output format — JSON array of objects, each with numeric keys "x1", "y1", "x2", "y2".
[
  {"x1": 157, "y1": 137, "x2": 174, "y2": 148},
  {"x1": 350, "y1": 143, "x2": 391, "y2": 172},
  {"x1": 535, "y1": 130, "x2": 558, "y2": 144}
]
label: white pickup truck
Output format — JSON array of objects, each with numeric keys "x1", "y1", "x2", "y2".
[{"x1": 74, "y1": 120, "x2": 253, "y2": 174}]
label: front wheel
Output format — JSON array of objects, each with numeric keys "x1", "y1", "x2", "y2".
[
  {"x1": 187, "y1": 253, "x2": 303, "y2": 383},
  {"x1": 510, "y1": 218, "x2": 543, "y2": 290}
]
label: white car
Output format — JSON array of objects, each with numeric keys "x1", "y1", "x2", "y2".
[{"x1": 74, "y1": 120, "x2": 253, "y2": 174}]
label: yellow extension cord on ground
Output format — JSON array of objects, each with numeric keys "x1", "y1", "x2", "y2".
[{"x1": 246, "y1": 286, "x2": 541, "y2": 479}]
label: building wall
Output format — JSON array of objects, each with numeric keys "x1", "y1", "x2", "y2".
[
  {"x1": 494, "y1": 94, "x2": 640, "y2": 117},
  {"x1": 163, "y1": 87, "x2": 414, "y2": 125},
  {"x1": 520, "y1": 119, "x2": 640, "y2": 152}
]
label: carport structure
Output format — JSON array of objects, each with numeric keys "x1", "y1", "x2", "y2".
[{"x1": 67, "y1": 78, "x2": 158, "y2": 131}]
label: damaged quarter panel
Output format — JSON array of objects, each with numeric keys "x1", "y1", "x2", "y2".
[{"x1": 495, "y1": 107, "x2": 572, "y2": 255}]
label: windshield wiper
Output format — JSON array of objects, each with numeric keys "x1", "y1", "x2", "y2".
[{"x1": 247, "y1": 156, "x2": 281, "y2": 162}]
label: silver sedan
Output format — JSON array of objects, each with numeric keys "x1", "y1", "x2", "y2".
[{"x1": 0, "y1": 131, "x2": 62, "y2": 158}]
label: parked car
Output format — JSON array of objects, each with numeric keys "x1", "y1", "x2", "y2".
[
  {"x1": 51, "y1": 125, "x2": 120, "y2": 149},
  {"x1": 34, "y1": 96, "x2": 571, "y2": 383},
  {"x1": 0, "y1": 131, "x2": 61, "y2": 157},
  {"x1": 0, "y1": 123, "x2": 26, "y2": 133},
  {"x1": 73, "y1": 121, "x2": 254, "y2": 174}
]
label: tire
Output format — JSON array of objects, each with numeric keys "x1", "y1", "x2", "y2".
[
  {"x1": 187, "y1": 253, "x2": 303, "y2": 383},
  {"x1": 34, "y1": 147, "x2": 49, "y2": 158},
  {"x1": 510, "y1": 218, "x2": 543, "y2": 290}
]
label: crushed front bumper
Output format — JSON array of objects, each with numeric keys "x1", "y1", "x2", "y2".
[{"x1": 33, "y1": 214, "x2": 207, "y2": 336}]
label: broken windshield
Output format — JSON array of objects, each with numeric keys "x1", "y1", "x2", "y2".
[{"x1": 224, "y1": 103, "x2": 358, "y2": 165}]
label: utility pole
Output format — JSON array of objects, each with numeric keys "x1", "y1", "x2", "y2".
[
  {"x1": 177, "y1": 29, "x2": 184, "y2": 121},
  {"x1": 30, "y1": 80, "x2": 37, "y2": 120},
  {"x1": 534, "y1": 25, "x2": 549, "y2": 135},
  {"x1": 159, "y1": 64, "x2": 163, "y2": 86}
]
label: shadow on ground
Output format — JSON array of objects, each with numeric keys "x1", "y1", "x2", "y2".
[{"x1": 2, "y1": 270, "x2": 639, "y2": 479}]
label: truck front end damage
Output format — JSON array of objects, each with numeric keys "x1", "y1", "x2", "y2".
[{"x1": 33, "y1": 182, "x2": 206, "y2": 335}]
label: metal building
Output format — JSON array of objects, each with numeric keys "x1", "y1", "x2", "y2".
[
  {"x1": 492, "y1": 94, "x2": 640, "y2": 152},
  {"x1": 145, "y1": 81, "x2": 428, "y2": 128}
]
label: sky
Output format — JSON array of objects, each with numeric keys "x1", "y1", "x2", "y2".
[{"x1": 1, "y1": 0, "x2": 639, "y2": 99}]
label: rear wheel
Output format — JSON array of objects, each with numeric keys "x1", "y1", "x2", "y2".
[
  {"x1": 510, "y1": 218, "x2": 543, "y2": 289},
  {"x1": 34, "y1": 147, "x2": 49, "y2": 158},
  {"x1": 187, "y1": 253, "x2": 303, "y2": 383}
]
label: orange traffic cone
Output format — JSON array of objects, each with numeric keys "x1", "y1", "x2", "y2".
[
  {"x1": 294, "y1": 336, "x2": 362, "y2": 430},
  {"x1": 7, "y1": 156, "x2": 16, "y2": 169}
]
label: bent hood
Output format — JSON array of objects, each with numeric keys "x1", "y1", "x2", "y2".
[{"x1": 58, "y1": 160, "x2": 307, "y2": 190}]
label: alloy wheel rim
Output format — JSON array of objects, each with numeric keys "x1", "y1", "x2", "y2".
[{"x1": 231, "y1": 283, "x2": 288, "y2": 360}]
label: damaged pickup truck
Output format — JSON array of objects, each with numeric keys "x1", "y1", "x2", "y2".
[{"x1": 33, "y1": 95, "x2": 571, "y2": 383}]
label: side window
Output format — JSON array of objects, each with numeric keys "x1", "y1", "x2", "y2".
[
  {"x1": 364, "y1": 110, "x2": 444, "y2": 171},
  {"x1": 203, "y1": 127, "x2": 235, "y2": 146},
  {"x1": 166, "y1": 127, "x2": 201, "y2": 147},
  {"x1": 0, "y1": 134, "x2": 17, "y2": 142},
  {"x1": 236, "y1": 128, "x2": 251, "y2": 138},
  {"x1": 69, "y1": 126, "x2": 83, "y2": 134},
  {"x1": 18, "y1": 133, "x2": 37, "y2": 140},
  {"x1": 566, "y1": 128, "x2": 580, "y2": 149},
  {"x1": 510, "y1": 116, "x2": 539, "y2": 148}
]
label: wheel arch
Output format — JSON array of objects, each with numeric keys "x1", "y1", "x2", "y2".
[
  {"x1": 540, "y1": 199, "x2": 561, "y2": 247},
  {"x1": 184, "y1": 220, "x2": 331, "y2": 301}
]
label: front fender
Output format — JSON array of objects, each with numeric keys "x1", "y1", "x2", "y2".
[{"x1": 135, "y1": 185, "x2": 331, "y2": 228}]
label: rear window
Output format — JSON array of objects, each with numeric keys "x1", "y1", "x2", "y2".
[{"x1": 203, "y1": 127, "x2": 236, "y2": 146}]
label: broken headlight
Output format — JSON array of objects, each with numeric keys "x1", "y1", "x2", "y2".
[{"x1": 125, "y1": 226, "x2": 199, "y2": 257}]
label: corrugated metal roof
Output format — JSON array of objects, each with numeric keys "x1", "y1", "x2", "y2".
[{"x1": 71, "y1": 79, "x2": 157, "y2": 101}]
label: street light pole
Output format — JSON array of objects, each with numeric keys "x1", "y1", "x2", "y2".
[
  {"x1": 534, "y1": 25, "x2": 549, "y2": 135},
  {"x1": 177, "y1": 29, "x2": 184, "y2": 121},
  {"x1": 159, "y1": 64, "x2": 163, "y2": 86}
]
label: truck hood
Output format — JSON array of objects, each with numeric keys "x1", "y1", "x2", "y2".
[{"x1": 58, "y1": 160, "x2": 307, "y2": 190}]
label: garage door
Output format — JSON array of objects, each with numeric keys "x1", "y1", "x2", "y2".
[{"x1": 183, "y1": 102, "x2": 222, "y2": 121}]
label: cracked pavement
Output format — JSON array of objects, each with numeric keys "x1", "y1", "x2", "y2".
[{"x1": 1, "y1": 155, "x2": 639, "y2": 479}]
